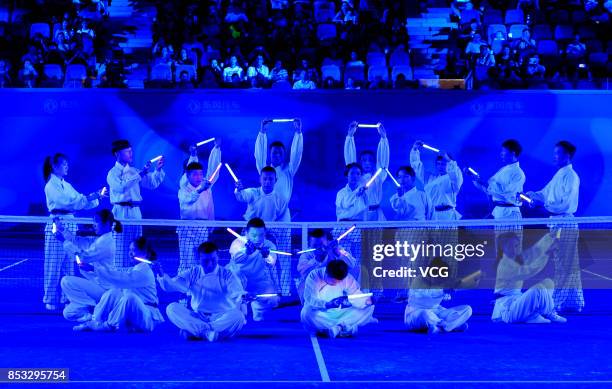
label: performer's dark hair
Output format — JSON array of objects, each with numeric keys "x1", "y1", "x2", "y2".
[
  {"x1": 198, "y1": 241, "x2": 218, "y2": 254},
  {"x1": 247, "y1": 217, "x2": 266, "y2": 230},
  {"x1": 186, "y1": 162, "x2": 204, "y2": 172},
  {"x1": 96, "y1": 209, "x2": 123, "y2": 233},
  {"x1": 261, "y1": 166, "x2": 277, "y2": 176},
  {"x1": 132, "y1": 236, "x2": 157, "y2": 261},
  {"x1": 556, "y1": 140, "x2": 576, "y2": 159},
  {"x1": 270, "y1": 141, "x2": 286, "y2": 151},
  {"x1": 43, "y1": 153, "x2": 68, "y2": 182},
  {"x1": 326, "y1": 259, "x2": 349, "y2": 280},
  {"x1": 360, "y1": 150, "x2": 375, "y2": 160},
  {"x1": 344, "y1": 162, "x2": 363, "y2": 176},
  {"x1": 496, "y1": 232, "x2": 523, "y2": 266},
  {"x1": 309, "y1": 228, "x2": 325, "y2": 239},
  {"x1": 397, "y1": 165, "x2": 415, "y2": 177},
  {"x1": 502, "y1": 139, "x2": 522, "y2": 157}
]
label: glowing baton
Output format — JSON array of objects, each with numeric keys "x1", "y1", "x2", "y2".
[
  {"x1": 385, "y1": 168, "x2": 400, "y2": 187},
  {"x1": 224, "y1": 163, "x2": 239, "y2": 183},
  {"x1": 460, "y1": 270, "x2": 482, "y2": 285},
  {"x1": 357, "y1": 123, "x2": 380, "y2": 128},
  {"x1": 272, "y1": 119, "x2": 295, "y2": 123},
  {"x1": 227, "y1": 228, "x2": 247, "y2": 242},
  {"x1": 468, "y1": 167, "x2": 479, "y2": 177},
  {"x1": 134, "y1": 256, "x2": 153, "y2": 264},
  {"x1": 208, "y1": 162, "x2": 223, "y2": 182},
  {"x1": 297, "y1": 248, "x2": 316, "y2": 254},
  {"x1": 270, "y1": 250, "x2": 292, "y2": 256},
  {"x1": 347, "y1": 292, "x2": 373, "y2": 300},
  {"x1": 337, "y1": 225, "x2": 356, "y2": 242},
  {"x1": 556, "y1": 229, "x2": 562, "y2": 239},
  {"x1": 100, "y1": 187, "x2": 108, "y2": 196},
  {"x1": 52, "y1": 223, "x2": 57, "y2": 234},
  {"x1": 421, "y1": 143, "x2": 440, "y2": 153},
  {"x1": 150, "y1": 155, "x2": 163, "y2": 163},
  {"x1": 196, "y1": 137, "x2": 215, "y2": 147},
  {"x1": 256, "y1": 293, "x2": 278, "y2": 298},
  {"x1": 365, "y1": 168, "x2": 383, "y2": 188},
  {"x1": 519, "y1": 193, "x2": 533, "y2": 204},
  {"x1": 75, "y1": 255, "x2": 82, "y2": 264}
]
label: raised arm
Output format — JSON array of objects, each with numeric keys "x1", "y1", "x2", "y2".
[
  {"x1": 45, "y1": 182, "x2": 99, "y2": 212},
  {"x1": 303, "y1": 273, "x2": 328, "y2": 310},
  {"x1": 288, "y1": 119, "x2": 304, "y2": 176},
  {"x1": 107, "y1": 165, "x2": 141, "y2": 194},
  {"x1": 141, "y1": 158, "x2": 166, "y2": 190},
  {"x1": 446, "y1": 157, "x2": 463, "y2": 193},
  {"x1": 376, "y1": 124, "x2": 389, "y2": 182},
  {"x1": 207, "y1": 139, "x2": 222, "y2": 185},
  {"x1": 344, "y1": 121, "x2": 358, "y2": 165},
  {"x1": 502, "y1": 234, "x2": 555, "y2": 282},
  {"x1": 410, "y1": 142, "x2": 425, "y2": 185},
  {"x1": 255, "y1": 120, "x2": 269, "y2": 173},
  {"x1": 96, "y1": 265, "x2": 151, "y2": 289}
]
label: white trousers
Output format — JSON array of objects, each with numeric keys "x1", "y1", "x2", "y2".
[
  {"x1": 166, "y1": 302, "x2": 245, "y2": 340},
  {"x1": 404, "y1": 305, "x2": 472, "y2": 332},
  {"x1": 93, "y1": 289, "x2": 163, "y2": 332},
  {"x1": 301, "y1": 305, "x2": 375, "y2": 333},
  {"x1": 60, "y1": 275, "x2": 107, "y2": 321},
  {"x1": 495, "y1": 280, "x2": 555, "y2": 324}
]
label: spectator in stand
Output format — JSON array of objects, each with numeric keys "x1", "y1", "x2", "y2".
[
  {"x1": 22, "y1": 46, "x2": 44, "y2": 67},
  {"x1": 524, "y1": 54, "x2": 546, "y2": 79},
  {"x1": 453, "y1": 1, "x2": 481, "y2": 28},
  {"x1": 247, "y1": 55, "x2": 270, "y2": 88},
  {"x1": 293, "y1": 70, "x2": 316, "y2": 90},
  {"x1": 54, "y1": 20, "x2": 73, "y2": 43},
  {"x1": 345, "y1": 77, "x2": 360, "y2": 90},
  {"x1": 223, "y1": 56, "x2": 244, "y2": 84},
  {"x1": 565, "y1": 34, "x2": 587, "y2": 77},
  {"x1": 153, "y1": 47, "x2": 175, "y2": 67},
  {"x1": 294, "y1": 59, "x2": 319, "y2": 86},
  {"x1": 477, "y1": 45, "x2": 496, "y2": 67},
  {"x1": 18, "y1": 59, "x2": 38, "y2": 88},
  {"x1": 465, "y1": 33, "x2": 486, "y2": 56},
  {"x1": 270, "y1": 60, "x2": 289, "y2": 83},
  {"x1": 513, "y1": 29, "x2": 536, "y2": 59},
  {"x1": 334, "y1": 1, "x2": 358, "y2": 24},
  {"x1": 225, "y1": 1, "x2": 249, "y2": 23},
  {"x1": 490, "y1": 30, "x2": 507, "y2": 55},
  {"x1": 76, "y1": 20, "x2": 95, "y2": 39},
  {"x1": 177, "y1": 70, "x2": 194, "y2": 89},
  {"x1": 346, "y1": 51, "x2": 365, "y2": 67},
  {"x1": 177, "y1": 48, "x2": 195, "y2": 65},
  {"x1": 0, "y1": 60, "x2": 10, "y2": 88}
]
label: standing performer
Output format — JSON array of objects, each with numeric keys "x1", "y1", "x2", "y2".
[
  {"x1": 159, "y1": 242, "x2": 246, "y2": 342},
  {"x1": 177, "y1": 140, "x2": 221, "y2": 273},
  {"x1": 235, "y1": 166, "x2": 290, "y2": 222},
  {"x1": 255, "y1": 119, "x2": 302, "y2": 294},
  {"x1": 301, "y1": 260, "x2": 377, "y2": 338},
  {"x1": 43, "y1": 153, "x2": 102, "y2": 311},
  {"x1": 58, "y1": 209, "x2": 121, "y2": 323},
  {"x1": 107, "y1": 140, "x2": 165, "y2": 268},
  {"x1": 404, "y1": 258, "x2": 472, "y2": 333},
  {"x1": 493, "y1": 231, "x2": 567, "y2": 324},
  {"x1": 526, "y1": 141, "x2": 582, "y2": 312},
  {"x1": 73, "y1": 236, "x2": 164, "y2": 332},
  {"x1": 389, "y1": 166, "x2": 431, "y2": 301},
  {"x1": 296, "y1": 229, "x2": 357, "y2": 301},
  {"x1": 410, "y1": 141, "x2": 463, "y2": 220},
  {"x1": 228, "y1": 218, "x2": 280, "y2": 321}
]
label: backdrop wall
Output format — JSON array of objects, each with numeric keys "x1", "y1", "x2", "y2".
[{"x1": 1, "y1": 89, "x2": 610, "y2": 220}]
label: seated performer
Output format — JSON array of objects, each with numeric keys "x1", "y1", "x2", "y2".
[
  {"x1": 58, "y1": 209, "x2": 121, "y2": 323},
  {"x1": 404, "y1": 257, "x2": 473, "y2": 334},
  {"x1": 228, "y1": 218, "x2": 280, "y2": 321},
  {"x1": 73, "y1": 237, "x2": 164, "y2": 332},
  {"x1": 492, "y1": 231, "x2": 567, "y2": 324},
  {"x1": 158, "y1": 242, "x2": 246, "y2": 342},
  {"x1": 296, "y1": 229, "x2": 357, "y2": 301},
  {"x1": 301, "y1": 260, "x2": 377, "y2": 338},
  {"x1": 235, "y1": 166, "x2": 289, "y2": 222}
]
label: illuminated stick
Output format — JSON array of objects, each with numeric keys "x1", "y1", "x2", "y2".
[
  {"x1": 385, "y1": 168, "x2": 400, "y2": 187},
  {"x1": 270, "y1": 250, "x2": 292, "y2": 256},
  {"x1": 272, "y1": 119, "x2": 295, "y2": 123},
  {"x1": 347, "y1": 292, "x2": 373, "y2": 300},
  {"x1": 196, "y1": 137, "x2": 215, "y2": 147},
  {"x1": 224, "y1": 163, "x2": 239, "y2": 183},
  {"x1": 297, "y1": 248, "x2": 316, "y2": 254},
  {"x1": 134, "y1": 256, "x2": 153, "y2": 264},
  {"x1": 52, "y1": 223, "x2": 57, "y2": 234},
  {"x1": 357, "y1": 124, "x2": 380, "y2": 128},
  {"x1": 556, "y1": 229, "x2": 562, "y2": 239},
  {"x1": 208, "y1": 162, "x2": 223, "y2": 182},
  {"x1": 100, "y1": 187, "x2": 108, "y2": 196},
  {"x1": 337, "y1": 225, "x2": 356, "y2": 242},
  {"x1": 227, "y1": 228, "x2": 247, "y2": 242},
  {"x1": 256, "y1": 293, "x2": 278, "y2": 298},
  {"x1": 519, "y1": 193, "x2": 533, "y2": 204},
  {"x1": 365, "y1": 168, "x2": 383, "y2": 188},
  {"x1": 150, "y1": 155, "x2": 163, "y2": 163},
  {"x1": 422, "y1": 144, "x2": 440, "y2": 153},
  {"x1": 468, "y1": 167, "x2": 479, "y2": 177},
  {"x1": 460, "y1": 270, "x2": 482, "y2": 285},
  {"x1": 75, "y1": 255, "x2": 82, "y2": 265}
]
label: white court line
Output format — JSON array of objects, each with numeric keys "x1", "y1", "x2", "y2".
[
  {"x1": 582, "y1": 269, "x2": 612, "y2": 281},
  {"x1": 0, "y1": 258, "x2": 29, "y2": 273},
  {"x1": 309, "y1": 335, "x2": 330, "y2": 382}
]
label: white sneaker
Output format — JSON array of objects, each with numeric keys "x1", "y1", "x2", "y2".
[
  {"x1": 205, "y1": 330, "x2": 219, "y2": 342},
  {"x1": 73, "y1": 322, "x2": 92, "y2": 332},
  {"x1": 328, "y1": 325, "x2": 341, "y2": 339},
  {"x1": 544, "y1": 312, "x2": 567, "y2": 323},
  {"x1": 526, "y1": 314, "x2": 551, "y2": 324},
  {"x1": 45, "y1": 304, "x2": 57, "y2": 311}
]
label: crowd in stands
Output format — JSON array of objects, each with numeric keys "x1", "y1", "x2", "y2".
[{"x1": 0, "y1": 0, "x2": 609, "y2": 90}]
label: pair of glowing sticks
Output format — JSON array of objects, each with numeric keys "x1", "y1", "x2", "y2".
[
  {"x1": 75, "y1": 254, "x2": 152, "y2": 265},
  {"x1": 465, "y1": 166, "x2": 535, "y2": 205},
  {"x1": 371, "y1": 141, "x2": 440, "y2": 188}
]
